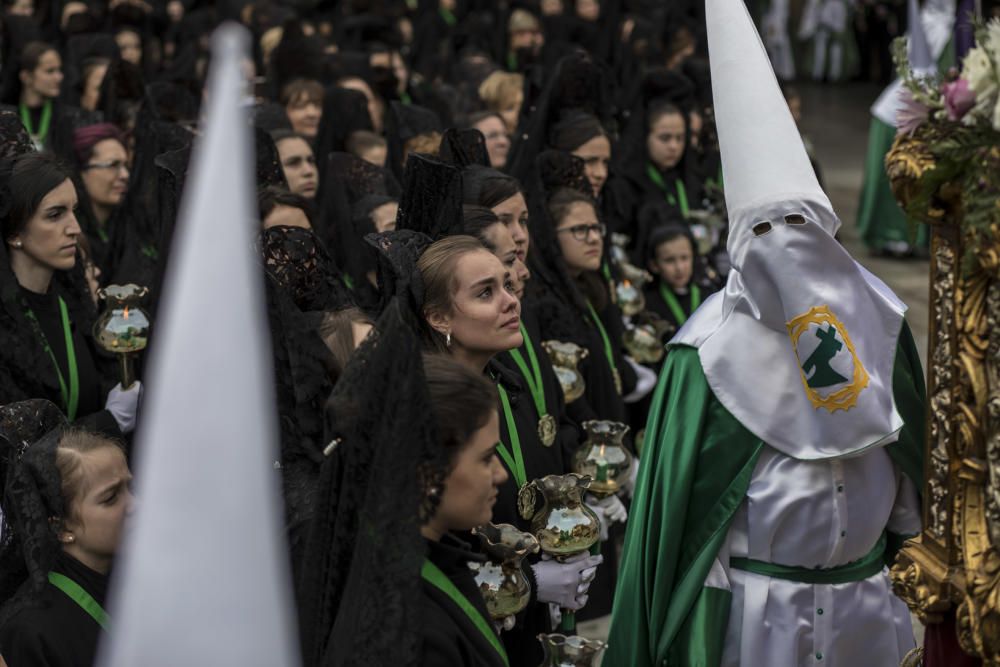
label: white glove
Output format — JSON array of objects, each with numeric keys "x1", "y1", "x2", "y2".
[
  {"x1": 105, "y1": 382, "x2": 142, "y2": 434},
  {"x1": 623, "y1": 456, "x2": 640, "y2": 499},
  {"x1": 531, "y1": 552, "x2": 603, "y2": 610},
  {"x1": 622, "y1": 356, "x2": 657, "y2": 403},
  {"x1": 585, "y1": 493, "x2": 628, "y2": 540}
]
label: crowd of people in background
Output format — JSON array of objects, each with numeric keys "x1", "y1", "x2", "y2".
[{"x1": 0, "y1": 0, "x2": 924, "y2": 665}]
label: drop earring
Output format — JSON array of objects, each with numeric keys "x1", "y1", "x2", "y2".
[{"x1": 446, "y1": 332, "x2": 452, "y2": 347}]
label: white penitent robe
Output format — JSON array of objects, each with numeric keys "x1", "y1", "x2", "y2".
[{"x1": 715, "y1": 446, "x2": 921, "y2": 667}]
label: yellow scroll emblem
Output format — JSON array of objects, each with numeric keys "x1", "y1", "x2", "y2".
[{"x1": 786, "y1": 305, "x2": 869, "y2": 412}]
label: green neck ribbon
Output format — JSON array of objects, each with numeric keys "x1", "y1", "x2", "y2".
[
  {"x1": 506, "y1": 325, "x2": 547, "y2": 420},
  {"x1": 646, "y1": 163, "x2": 689, "y2": 218},
  {"x1": 658, "y1": 283, "x2": 701, "y2": 326},
  {"x1": 26, "y1": 296, "x2": 79, "y2": 420},
  {"x1": 586, "y1": 301, "x2": 620, "y2": 394},
  {"x1": 420, "y1": 560, "x2": 509, "y2": 666},
  {"x1": 48, "y1": 572, "x2": 109, "y2": 629},
  {"x1": 20, "y1": 99, "x2": 52, "y2": 147},
  {"x1": 496, "y1": 384, "x2": 527, "y2": 488}
]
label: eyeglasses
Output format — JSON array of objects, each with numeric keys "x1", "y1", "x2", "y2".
[
  {"x1": 557, "y1": 222, "x2": 606, "y2": 242},
  {"x1": 83, "y1": 160, "x2": 128, "y2": 173}
]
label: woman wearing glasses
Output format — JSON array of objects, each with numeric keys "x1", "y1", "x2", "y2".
[
  {"x1": 543, "y1": 186, "x2": 634, "y2": 425},
  {"x1": 71, "y1": 124, "x2": 129, "y2": 276}
]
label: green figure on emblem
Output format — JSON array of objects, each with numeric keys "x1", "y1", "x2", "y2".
[{"x1": 802, "y1": 325, "x2": 849, "y2": 388}]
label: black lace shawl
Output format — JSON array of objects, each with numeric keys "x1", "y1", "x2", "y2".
[
  {"x1": 297, "y1": 299, "x2": 448, "y2": 667},
  {"x1": 384, "y1": 101, "x2": 442, "y2": 183},
  {"x1": 318, "y1": 152, "x2": 399, "y2": 307},
  {"x1": 150, "y1": 142, "x2": 190, "y2": 318},
  {"x1": 612, "y1": 68, "x2": 703, "y2": 251},
  {"x1": 256, "y1": 126, "x2": 289, "y2": 190},
  {"x1": 107, "y1": 103, "x2": 195, "y2": 289},
  {"x1": 0, "y1": 112, "x2": 34, "y2": 161},
  {"x1": 258, "y1": 224, "x2": 354, "y2": 563},
  {"x1": 437, "y1": 127, "x2": 489, "y2": 170},
  {"x1": 0, "y1": 403, "x2": 69, "y2": 626},
  {"x1": 96, "y1": 57, "x2": 146, "y2": 135},
  {"x1": 258, "y1": 225, "x2": 353, "y2": 314},
  {"x1": 313, "y1": 86, "x2": 373, "y2": 168},
  {"x1": 394, "y1": 152, "x2": 464, "y2": 241},
  {"x1": 267, "y1": 18, "x2": 328, "y2": 99},
  {"x1": 506, "y1": 50, "x2": 617, "y2": 186},
  {"x1": 515, "y1": 150, "x2": 593, "y2": 345},
  {"x1": 366, "y1": 229, "x2": 432, "y2": 318}
]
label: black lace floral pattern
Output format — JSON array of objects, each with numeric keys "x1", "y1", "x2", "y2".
[{"x1": 297, "y1": 300, "x2": 450, "y2": 666}]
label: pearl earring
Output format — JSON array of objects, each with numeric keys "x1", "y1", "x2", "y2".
[{"x1": 446, "y1": 332, "x2": 452, "y2": 347}]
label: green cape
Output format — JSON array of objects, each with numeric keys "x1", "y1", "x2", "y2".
[{"x1": 605, "y1": 324, "x2": 925, "y2": 667}]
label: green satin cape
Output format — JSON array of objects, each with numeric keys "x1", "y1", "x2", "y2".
[{"x1": 604, "y1": 323, "x2": 925, "y2": 667}]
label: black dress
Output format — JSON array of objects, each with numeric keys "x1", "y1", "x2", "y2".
[
  {"x1": 491, "y1": 305, "x2": 581, "y2": 530},
  {"x1": 0, "y1": 553, "x2": 108, "y2": 667},
  {"x1": 420, "y1": 535, "x2": 508, "y2": 667},
  {"x1": 5, "y1": 286, "x2": 120, "y2": 437},
  {"x1": 491, "y1": 303, "x2": 582, "y2": 667}
]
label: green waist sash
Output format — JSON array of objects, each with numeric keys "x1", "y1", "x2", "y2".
[{"x1": 729, "y1": 533, "x2": 886, "y2": 585}]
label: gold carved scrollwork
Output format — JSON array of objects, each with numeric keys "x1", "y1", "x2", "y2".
[{"x1": 886, "y1": 137, "x2": 1000, "y2": 665}]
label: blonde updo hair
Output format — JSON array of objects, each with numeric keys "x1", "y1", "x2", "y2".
[{"x1": 416, "y1": 235, "x2": 491, "y2": 353}]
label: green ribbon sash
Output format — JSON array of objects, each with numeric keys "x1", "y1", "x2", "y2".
[
  {"x1": 20, "y1": 100, "x2": 52, "y2": 147},
  {"x1": 730, "y1": 533, "x2": 887, "y2": 585},
  {"x1": 507, "y1": 325, "x2": 548, "y2": 420},
  {"x1": 658, "y1": 283, "x2": 701, "y2": 327},
  {"x1": 421, "y1": 559, "x2": 509, "y2": 666},
  {"x1": 646, "y1": 163, "x2": 689, "y2": 218},
  {"x1": 586, "y1": 301, "x2": 621, "y2": 394},
  {"x1": 496, "y1": 384, "x2": 527, "y2": 488},
  {"x1": 48, "y1": 572, "x2": 109, "y2": 629},
  {"x1": 26, "y1": 296, "x2": 79, "y2": 420}
]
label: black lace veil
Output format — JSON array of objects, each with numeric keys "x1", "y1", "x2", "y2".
[
  {"x1": 296, "y1": 299, "x2": 448, "y2": 667},
  {"x1": 0, "y1": 400, "x2": 68, "y2": 624},
  {"x1": 394, "y1": 152, "x2": 464, "y2": 241},
  {"x1": 317, "y1": 151, "x2": 400, "y2": 306},
  {"x1": 437, "y1": 127, "x2": 489, "y2": 169}
]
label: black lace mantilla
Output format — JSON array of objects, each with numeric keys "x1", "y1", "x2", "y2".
[
  {"x1": 394, "y1": 152, "x2": 464, "y2": 241},
  {"x1": 0, "y1": 401, "x2": 69, "y2": 626},
  {"x1": 297, "y1": 300, "x2": 449, "y2": 666},
  {"x1": 258, "y1": 225, "x2": 353, "y2": 313},
  {"x1": 365, "y1": 229, "x2": 432, "y2": 316}
]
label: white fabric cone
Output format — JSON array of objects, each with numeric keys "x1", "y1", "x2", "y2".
[
  {"x1": 97, "y1": 23, "x2": 299, "y2": 667},
  {"x1": 675, "y1": 0, "x2": 907, "y2": 459},
  {"x1": 706, "y1": 0, "x2": 830, "y2": 235}
]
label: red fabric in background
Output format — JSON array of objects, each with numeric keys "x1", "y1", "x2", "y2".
[{"x1": 924, "y1": 612, "x2": 981, "y2": 667}]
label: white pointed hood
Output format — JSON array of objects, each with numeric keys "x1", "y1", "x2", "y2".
[
  {"x1": 97, "y1": 24, "x2": 300, "y2": 667},
  {"x1": 673, "y1": 0, "x2": 907, "y2": 460},
  {"x1": 872, "y1": 0, "x2": 956, "y2": 125}
]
